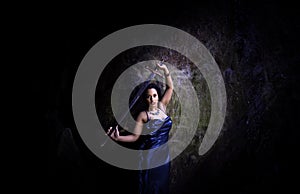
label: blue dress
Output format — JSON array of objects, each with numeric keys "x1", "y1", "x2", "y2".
[{"x1": 138, "y1": 111, "x2": 173, "y2": 194}]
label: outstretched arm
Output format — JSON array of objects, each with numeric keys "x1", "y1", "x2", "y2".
[{"x1": 107, "y1": 112, "x2": 146, "y2": 142}]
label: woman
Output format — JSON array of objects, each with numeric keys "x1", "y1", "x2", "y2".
[{"x1": 107, "y1": 62, "x2": 173, "y2": 194}]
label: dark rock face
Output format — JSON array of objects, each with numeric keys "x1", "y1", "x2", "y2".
[{"x1": 45, "y1": 1, "x2": 299, "y2": 194}]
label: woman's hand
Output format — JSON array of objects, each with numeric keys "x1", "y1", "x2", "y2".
[
  {"x1": 156, "y1": 62, "x2": 169, "y2": 74},
  {"x1": 145, "y1": 65, "x2": 163, "y2": 77},
  {"x1": 107, "y1": 125, "x2": 119, "y2": 141},
  {"x1": 156, "y1": 62, "x2": 167, "y2": 70}
]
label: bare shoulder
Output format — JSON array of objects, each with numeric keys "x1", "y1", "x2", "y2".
[{"x1": 137, "y1": 111, "x2": 148, "y2": 123}]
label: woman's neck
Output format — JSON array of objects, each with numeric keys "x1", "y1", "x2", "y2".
[{"x1": 148, "y1": 106, "x2": 158, "y2": 111}]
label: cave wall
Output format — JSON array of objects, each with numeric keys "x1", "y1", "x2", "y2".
[{"x1": 45, "y1": 1, "x2": 300, "y2": 193}]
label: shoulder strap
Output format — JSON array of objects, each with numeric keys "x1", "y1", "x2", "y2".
[{"x1": 145, "y1": 111, "x2": 150, "y2": 122}]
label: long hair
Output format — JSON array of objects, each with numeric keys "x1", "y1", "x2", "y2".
[{"x1": 129, "y1": 81, "x2": 163, "y2": 119}]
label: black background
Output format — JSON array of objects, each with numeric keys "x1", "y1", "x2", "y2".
[{"x1": 43, "y1": 1, "x2": 300, "y2": 193}]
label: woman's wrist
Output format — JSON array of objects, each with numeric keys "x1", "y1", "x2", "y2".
[
  {"x1": 164, "y1": 70, "x2": 170, "y2": 77},
  {"x1": 114, "y1": 136, "x2": 119, "y2": 141}
]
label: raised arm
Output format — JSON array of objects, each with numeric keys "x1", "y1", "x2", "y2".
[{"x1": 157, "y1": 63, "x2": 173, "y2": 106}]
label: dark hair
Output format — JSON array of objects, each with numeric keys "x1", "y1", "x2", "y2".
[
  {"x1": 129, "y1": 81, "x2": 163, "y2": 119},
  {"x1": 143, "y1": 82, "x2": 162, "y2": 100}
]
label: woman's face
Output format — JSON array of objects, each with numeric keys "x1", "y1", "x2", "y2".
[{"x1": 146, "y1": 88, "x2": 159, "y2": 107}]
